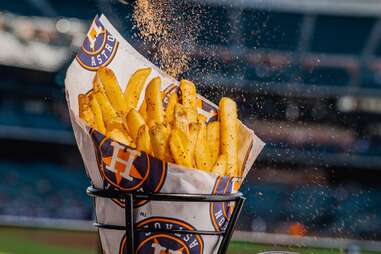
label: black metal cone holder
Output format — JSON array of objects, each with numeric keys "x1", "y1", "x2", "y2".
[{"x1": 87, "y1": 186, "x2": 245, "y2": 254}]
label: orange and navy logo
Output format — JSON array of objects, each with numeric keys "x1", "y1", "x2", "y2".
[
  {"x1": 76, "y1": 16, "x2": 119, "y2": 71},
  {"x1": 210, "y1": 177, "x2": 240, "y2": 231},
  {"x1": 119, "y1": 217, "x2": 204, "y2": 254},
  {"x1": 90, "y1": 130, "x2": 167, "y2": 207}
]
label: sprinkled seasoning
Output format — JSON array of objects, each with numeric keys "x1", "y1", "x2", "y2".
[{"x1": 132, "y1": 0, "x2": 201, "y2": 78}]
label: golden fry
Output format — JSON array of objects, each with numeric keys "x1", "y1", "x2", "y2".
[
  {"x1": 165, "y1": 92, "x2": 178, "y2": 126},
  {"x1": 196, "y1": 98, "x2": 203, "y2": 109},
  {"x1": 93, "y1": 90, "x2": 117, "y2": 122},
  {"x1": 169, "y1": 128, "x2": 192, "y2": 168},
  {"x1": 126, "y1": 109, "x2": 146, "y2": 141},
  {"x1": 139, "y1": 99, "x2": 147, "y2": 121},
  {"x1": 96, "y1": 67, "x2": 128, "y2": 116},
  {"x1": 136, "y1": 125, "x2": 152, "y2": 154},
  {"x1": 197, "y1": 113, "x2": 207, "y2": 124},
  {"x1": 219, "y1": 97, "x2": 238, "y2": 176},
  {"x1": 174, "y1": 103, "x2": 190, "y2": 135},
  {"x1": 207, "y1": 121, "x2": 220, "y2": 166},
  {"x1": 78, "y1": 94, "x2": 95, "y2": 127},
  {"x1": 94, "y1": 90, "x2": 124, "y2": 130},
  {"x1": 212, "y1": 154, "x2": 226, "y2": 176},
  {"x1": 78, "y1": 94, "x2": 89, "y2": 110},
  {"x1": 179, "y1": 80, "x2": 197, "y2": 108},
  {"x1": 82, "y1": 73, "x2": 243, "y2": 176},
  {"x1": 145, "y1": 77, "x2": 165, "y2": 127},
  {"x1": 149, "y1": 123, "x2": 171, "y2": 161},
  {"x1": 194, "y1": 122, "x2": 212, "y2": 171},
  {"x1": 186, "y1": 106, "x2": 198, "y2": 123},
  {"x1": 93, "y1": 72, "x2": 105, "y2": 94},
  {"x1": 124, "y1": 67, "x2": 151, "y2": 111},
  {"x1": 189, "y1": 123, "x2": 200, "y2": 167},
  {"x1": 89, "y1": 94, "x2": 106, "y2": 133},
  {"x1": 107, "y1": 128, "x2": 135, "y2": 148}
]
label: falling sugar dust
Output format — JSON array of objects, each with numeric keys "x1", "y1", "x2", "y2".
[{"x1": 132, "y1": 0, "x2": 201, "y2": 78}]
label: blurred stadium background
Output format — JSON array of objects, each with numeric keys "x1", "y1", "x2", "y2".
[{"x1": 0, "y1": 0, "x2": 381, "y2": 253}]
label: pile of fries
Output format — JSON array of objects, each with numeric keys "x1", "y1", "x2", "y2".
[{"x1": 79, "y1": 67, "x2": 240, "y2": 177}]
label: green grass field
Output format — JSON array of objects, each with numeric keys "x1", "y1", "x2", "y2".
[{"x1": 0, "y1": 227, "x2": 379, "y2": 254}]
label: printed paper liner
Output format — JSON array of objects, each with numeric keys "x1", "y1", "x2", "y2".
[{"x1": 65, "y1": 14, "x2": 265, "y2": 254}]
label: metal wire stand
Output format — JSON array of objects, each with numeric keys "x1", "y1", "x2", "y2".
[{"x1": 87, "y1": 186, "x2": 245, "y2": 254}]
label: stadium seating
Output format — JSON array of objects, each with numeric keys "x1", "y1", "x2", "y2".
[
  {"x1": 197, "y1": 6, "x2": 232, "y2": 46},
  {"x1": 288, "y1": 186, "x2": 336, "y2": 224},
  {"x1": 0, "y1": 162, "x2": 91, "y2": 219},
  {"x1": 0, "y1": 105, "x2": 69, "y2": 130},
  {"x1": 239, "y1": 182, "x2": 381, "y2": 238},
  {"x1": 0, "y1": 0, "x2": 96, "y2": 19},
  {"x1": 0, "y1": 0, "x2": 40, "y2": 16},
  {"x1": 0, "y1": 161, "x2": 380, "y2": 238},
  {"x1": 242, "y1": 10, "x2": 303, "y2": 51},
  {"x1": 311, "y1": 15, "x2": 376, "y2": 54},
  {"x1": 246, "y1": 61, "x2": 295, "y2": 83},
  {"x1": 301, "y1": 66, "x2": 351, "y2": 86}
]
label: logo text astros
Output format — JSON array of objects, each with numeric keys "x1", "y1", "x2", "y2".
[
  {"x1": 76, "y1": 16, "x2": 119, "y2": 71},
  {"x1": 210, "y1": 177, "x2": 240, "y2": 232},
  {"x1": 120, "y1": 217, "x2": 204, "y2": 254}
]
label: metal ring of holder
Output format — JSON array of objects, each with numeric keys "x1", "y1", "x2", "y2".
[{"x1": 87, "y1": 186, "x2": 245, "y2": 254}]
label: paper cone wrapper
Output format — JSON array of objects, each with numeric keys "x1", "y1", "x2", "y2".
[{"x1": 65, "y1": 14, "x2": 265, "y2": 254}]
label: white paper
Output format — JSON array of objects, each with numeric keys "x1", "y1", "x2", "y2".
[{"x1": 65, "y1": 14, "x2": 265, "y2": 254}]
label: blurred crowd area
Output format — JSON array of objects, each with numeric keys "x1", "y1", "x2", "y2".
[
  {"x1": 1, "y1": 0, "x2": 381, "y2": 242},
  {"x1": 0, "y1": 162, "x2": 380, "y2": 241}
]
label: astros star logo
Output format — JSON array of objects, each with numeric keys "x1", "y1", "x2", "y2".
[
  {"x1": 76, "y1": 16, "x2": 119, "y2": 71},
  {"x1": 87, "y1": 21, "x2": 104, "y2": 51}
]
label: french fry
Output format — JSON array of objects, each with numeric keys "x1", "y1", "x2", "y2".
[
  {"x1": 179, "y1": 80, "x2": 198, "y2": 123},
  {"x1": 179, "y1": 80, "x2": 197, "y2": 108},
  {"x1": 97, "y1": 67, "x2": 128, "y2": 116},
  {"x1": 196, "y1": 98, "x2": 203, "y2": 109},
  {"x1": 145, "y1": 77, "x2": 165, "y2": 127},
  {"x1": 165, "y1": 146, "x2": 174, "y2": 162},
  {"x1": 126, "y1": 109, "x2": 146, "y2": 141},
  {"x1": 136, "y1": 125, "x2": 152, "y2": 154},
  {"x1": 189, "y1": 122, "x2": 200, "y2": 167},
  {"x1": 107, "y1": 128, "x2": 135, "y2": 148},
  {"x1": 78, "y1": 94, "x2": 89, "y2": 109},
  {"x1": 186, "y1": 106, "x2": 198, "y2": 123},
  {"x1": 219, "y1": 97, "x2": 238, "y2": 176},
  {"x1": 197, "y1": 113, "x2": 207, "y2": 124},
  {"x1": 93, "y1": 72, "x2": 105, "y2": 94},
  {"x1": 78, "y1": 94, "x2": 95, "y2": 127},
  {"x1": 139, "y1": 99, "x2": 147, "y2": 121},
  {"x1": 149, "y1": 123, "x2": 171, "y2": 161},
  {"x1": 169, "y1": 128, "x2": 192, "y2": 168},
  {"x1": 212, "y1": 154, "x2": 226, "y2": 176},
  {"x1": 194, "y1": 122, "x2": 212, "y2": 171},
  {"x1": 124, "y1": 67, "x2": 151, "y2": 111},
  {"x1": 174, "y1": 103, "x2": 190, "y2": 135},
  {"x1": 94, "y1": 90, "x2": 124, "y2": 131},
  {"x1": 81, "y1": 70, "x2": 243, "y2": 176},
  {"x1": 165, "y1": 92, "x2": 178, "y2": 126},
  {"x1": 89, "y1": 94, "x2": 106, "y2": 134},
  {"x1": 207, "y1": 121, "x2": 220, "y2": 166}
]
